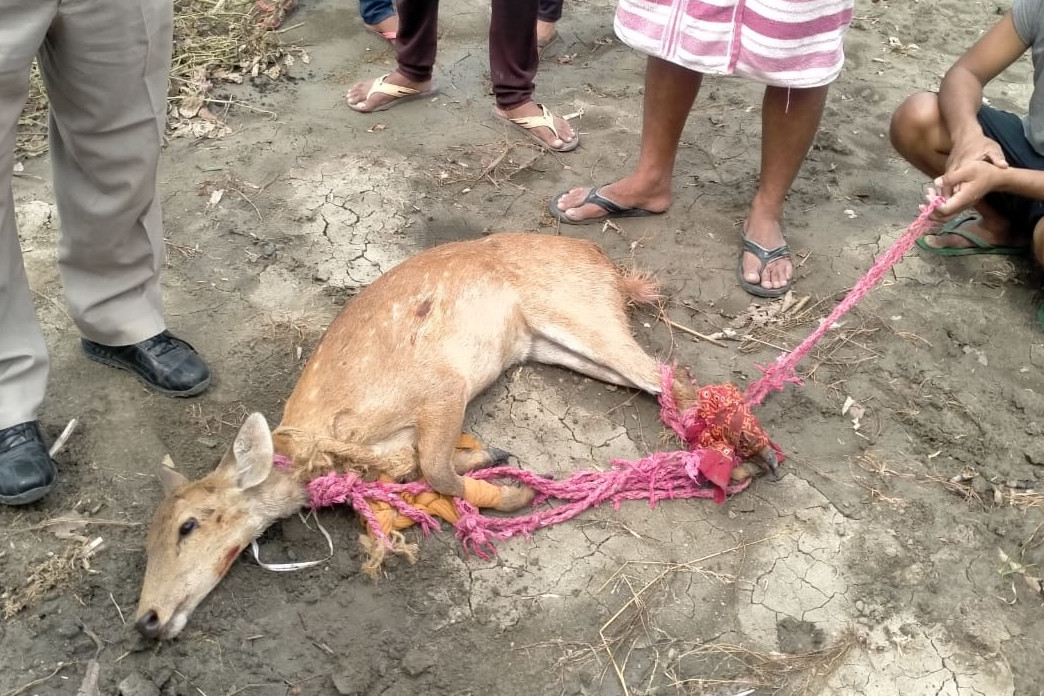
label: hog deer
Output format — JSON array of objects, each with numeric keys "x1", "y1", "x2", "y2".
[{"x1": 135, "y1": 233, "x2": 778, "y2": 640}]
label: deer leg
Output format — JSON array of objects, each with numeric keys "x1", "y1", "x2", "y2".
[
  {"x1": 453, "y1": 433, "x2": 513, "y2": 475},
  {"x1": 530, "y1": 330, "x2": 779, "y2": 482},
  {"x1": 416, "y1": 400, "x2": 534, "y2": 512},
  {"x1": 529, "y1": 333, "x2": 662, "y2": 393}
]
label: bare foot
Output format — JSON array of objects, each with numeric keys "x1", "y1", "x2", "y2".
[
  {"x1": 365, "y1": 14, "x2": 398, "y2": 41},
  {"x1": 741, "y1": 213, "x2": 792, "y2": 293},
  {"x1": 345, "y1": 72, "x2": 433, "y2": 113},
  {"x1": 537, "y1": 19, "x2": 558, "y2": 47},
  {"x1": 495, "y1": 101, "x2": 576, "y2": 151},
  {"x1": 554, "y1": 177, "x2": 671, "y2": 223}
]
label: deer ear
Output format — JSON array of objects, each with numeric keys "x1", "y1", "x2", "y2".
[
  {"x1": 158, "y1": 455, "x2": 189, "y2": 496},
  {"x1": 227, "y1": 412, "x2": 274, "y2": 490}
]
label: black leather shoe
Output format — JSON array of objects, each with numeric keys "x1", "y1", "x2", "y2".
[
  {"x1": 0, "y1": 422, "x2": 57, "y2": 505},
  {"x1": 82, "y1": 331, "x2": 211, "y2": 397}
]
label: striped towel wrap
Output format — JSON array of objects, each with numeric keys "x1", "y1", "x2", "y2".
[{"x1": 615, "y1": 0, "x2": 854, "y2": 89}]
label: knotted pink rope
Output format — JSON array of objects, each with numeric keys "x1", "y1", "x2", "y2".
[{"x1": 744, "y1": 196, "x2": 944, "y2": 405}]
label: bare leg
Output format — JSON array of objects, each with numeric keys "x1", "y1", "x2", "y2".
[
  {"x1": 740, "y1": 85, "x2": 828, "y2": 293},
  {"x1": 537, "y1": 19, "x2": 557, "y2": 45},
  {"x1": 537, "y1": 0, "x2": 560, "y2": 44},
  {"x1": 367, "y1": 14, "x2": 398, "y2": 37},
  {"x1": 890, "y1": 91, "x2": 1013, "y2": 248},
  {"x1": 554, "y1": 56, "x2": 701, "y2": 221}
]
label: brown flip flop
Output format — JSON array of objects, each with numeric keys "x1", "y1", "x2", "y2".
[
  {"x1": 493, "y1": 104, "x2": 579, "y2": 153},
  {"x1": 347, "y1": 74, "x2": 440, "y2": 114}
]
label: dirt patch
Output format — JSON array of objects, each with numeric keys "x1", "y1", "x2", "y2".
[{"x1": 3, "y1": 0, "x2": 1042, "y2": 695}]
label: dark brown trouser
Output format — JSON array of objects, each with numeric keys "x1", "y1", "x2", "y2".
[{"x1": 395, "y1": 0, "x2": 539, "y2": 110}]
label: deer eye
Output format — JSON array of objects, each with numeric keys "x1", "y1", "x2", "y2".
[{"x1": 178, "y1": 518, "x2": 199, "y2": 538}]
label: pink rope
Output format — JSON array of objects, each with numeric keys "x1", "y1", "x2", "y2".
[
  {"x1": 744, "y1": 196, "x2": 943, "y2": 406},
  {"x1": 291, "y1": 364, "x2": 747, "y2": 558},
  {"x1": 277, "y1": 199, "x2": 942, "y2": 560}
]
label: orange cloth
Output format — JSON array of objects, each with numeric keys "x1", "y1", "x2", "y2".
[
  {"x1": 364, "y1": 434, "x2": 493, "y2": 538},
  {"x1": 462, "y1": 477, "x2": 503, "y2": 508}
]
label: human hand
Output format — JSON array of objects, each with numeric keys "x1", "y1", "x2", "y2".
[
  {"x1": 924, "y1": 160, "x2": 1003, "y2": 220},
  {"x1": 947, "y1": 131, "x2": 1009, "y2": 171}
]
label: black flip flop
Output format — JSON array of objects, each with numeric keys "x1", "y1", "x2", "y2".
[
  {"x1": 547, "y1": 187, "x2": 663, "y2": 226},
  {"x1": 737, "y1": 236, "x2": 792, "y2": 298}
]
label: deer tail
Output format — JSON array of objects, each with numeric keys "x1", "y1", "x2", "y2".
[{"x1": 617, "y1": 266, "x2": 663, "y2": 306}]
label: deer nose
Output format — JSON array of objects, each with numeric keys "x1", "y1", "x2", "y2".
[{"x1": 135, "y1": 610, "x2": 162, "y2": 639}]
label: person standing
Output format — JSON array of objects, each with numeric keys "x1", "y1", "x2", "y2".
[
  {"x1": 1, "y1": 0, "x2": 211, "y2": 506},
  {"x1": 549, "y1": 0, "x2": 854, "y2": 297},
  {"x1": 346, "y1": 0, "x2": 578, "y2": 153}
]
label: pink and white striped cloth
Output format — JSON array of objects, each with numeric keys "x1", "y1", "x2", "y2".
[{"x1": 615, "y1": 0, "x2": 854, "y2": 88}]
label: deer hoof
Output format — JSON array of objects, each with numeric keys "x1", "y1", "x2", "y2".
[
  {"x1": 497, "y1": 484, "x2": 536, "y2": 511},
  {"x1": 486, "y1": 447, "x2": 515, "y2": 467},
  {"x1": 756, "y1": 447, "x2": 784, "y2": 481},
  {"x1": 731, "y1": 448, "x2": 785, "y2": 482}
]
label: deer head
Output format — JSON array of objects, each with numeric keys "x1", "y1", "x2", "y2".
[{"x1": 134, "y1": 413, "x2": 306, "y2": 639}]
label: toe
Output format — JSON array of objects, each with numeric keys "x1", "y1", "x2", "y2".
[
  {"x1": 767, "y1": 259, "x2": 792, "y2": 289},
  {"x1": 346, "y1": 82, "x2": 369, "y2": 106},
  {"x1": 742, "y1": 253, "x2": 762, "y2": 284},
  {"x1": 557, "y1": 187, "x2": 589, "y2": 210},
  {"x1": 556, "y1": 117, "x2": 575, "y2": 141}
]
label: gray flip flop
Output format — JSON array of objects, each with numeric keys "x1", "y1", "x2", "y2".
[
  {"x1": 737, "y1": 236, "x2": 792, "y2": 298},
  {"x1": 548, "y1": 187, "x2": 663, "y2": 226}
]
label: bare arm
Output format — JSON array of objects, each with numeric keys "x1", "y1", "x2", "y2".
[
  {"x1": 930, "y1": 12, "x2": 1034, "y2": 218},
  {"x1": 939, "y1": 12, "x2": 1029, "y2": 169},
  {"x1": 995, "y1": 166, "x2": 1044, "y2": 199}
]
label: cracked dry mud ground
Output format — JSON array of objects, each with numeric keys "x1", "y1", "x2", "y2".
[{"x1": 2, "y1": 0, "x2": 1043, "y2": 694}]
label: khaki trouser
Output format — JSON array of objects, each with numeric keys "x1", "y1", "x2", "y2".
[{"x1": 0, "y1": 0, "x2": 172, "y2": 429}]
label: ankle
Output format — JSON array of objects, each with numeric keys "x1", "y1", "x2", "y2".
[
  {"x1": 498, "y1": 100, "x2": 535, "y2": 116},
  {"x1": 750, "y1": 190, "x2": 785, "y2": 215},
  {"x1": 617, "y1": 171, "x2": 671, "y2": 201},
  {"x1": 390, "y1": 71, "x2": 427, "y2": 89}
]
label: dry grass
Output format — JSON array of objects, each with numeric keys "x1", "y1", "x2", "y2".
[
  {"x1": 999, "y1": 488, "x2": 1044, "y2": 510},
  {"x1": 509, "y1": 536, "x2": 858, "y2": 694},
  {"x1": 16, "y1": 63, "x2": 48, "y2": 160},
  {"x1": 188, "y1": 401, "x2": 251, "y2": 437},
  {"x1": 2, "y1": 537, "x2": 103, "y2": 619},
  {"x1": 737, "y1": 296, "x2": 884, "y2": 382},
  {"x1": 671, "y1": 290, "x2": 885, "y2": 385},
  {"x1": 851, "y1": 451, "x2": 990, "y2": 510},
  {"x1": 15, "y1": 0, "x2": 299, "y2": 160},
  {"x1": 594, "y1": 537, "x2": 807, "y2": 695},
  {"x1": 664, "y1": 632, "x2": 856, "y2": 694},
  {"x1": 432, "y1": 141, "x2": 547, "y2": 189},
  {"x1": 262, "y1": 310, "x2": 324, "y2": 359}
]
